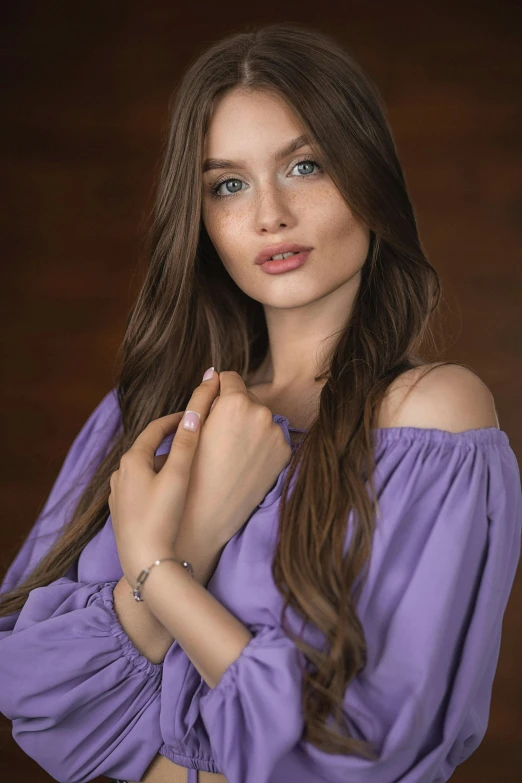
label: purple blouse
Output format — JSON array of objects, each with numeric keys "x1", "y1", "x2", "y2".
[{"x1": 0, "y1": 388, "x2": 520, "y2": 783}]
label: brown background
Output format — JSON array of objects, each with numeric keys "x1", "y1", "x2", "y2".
[{"x1": 1, "y1": 1, "x2": 521, "y2": 781}]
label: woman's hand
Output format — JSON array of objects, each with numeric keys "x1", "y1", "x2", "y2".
[
  {"x1": 108, "y1": 369, "x2": 220, "y2": 589},
  {"x1": 171, "y1": 370, "x2": 293, "y2": 553}
]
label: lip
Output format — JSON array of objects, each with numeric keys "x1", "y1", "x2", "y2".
[
  {"x1": 255, "y1": 243, "x2": 313, "y2": 265},
  {"x1": 259, "y1": 249, "x2": 311, "y2": 275}
]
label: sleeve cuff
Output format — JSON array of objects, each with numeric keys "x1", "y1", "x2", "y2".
[{"x1": 95, "y1": 582, "x2": 164, "y2": 678}]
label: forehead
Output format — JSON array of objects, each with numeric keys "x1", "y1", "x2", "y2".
[{"x1": 202, "y1": 90, "x2": 306, "y2": 159}]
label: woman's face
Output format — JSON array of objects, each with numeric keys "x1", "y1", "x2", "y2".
[{"x1": 201, "y1": 89, "x2": 370, "y2": 310}]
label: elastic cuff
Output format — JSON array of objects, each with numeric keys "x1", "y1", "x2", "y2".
[{"x1": 97, "y1": 582, "x2": 163, "y2": 677}]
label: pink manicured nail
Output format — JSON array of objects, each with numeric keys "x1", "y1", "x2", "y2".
[
  {"x1": 182, "y1": 410, "x2": 200, "y2": 431},
  {"x1": 202, "y1": 366, "x2": 215, "y2": 381}
]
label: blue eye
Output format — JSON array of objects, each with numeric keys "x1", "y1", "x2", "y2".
[{"x1": 209, "y1": 158, "x2": 322, "y2": 200}]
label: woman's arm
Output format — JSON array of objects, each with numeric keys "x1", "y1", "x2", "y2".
[
  {"x1": 112, "y1": 579, "x2": 174, "y2": 665},
  {"x1": 113, "y1": 521, "x2": 225, "y2": 664}
]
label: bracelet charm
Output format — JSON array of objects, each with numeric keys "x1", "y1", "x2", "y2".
[{"x1": 132, "y1": 558, "x2": 194, "y2": 602}]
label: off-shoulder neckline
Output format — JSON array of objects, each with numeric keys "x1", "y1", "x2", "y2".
[
  {"x1": 274, "y1": 414, "x2": 510, "y2": 449},
  {"x1": 369, "y1": 425, "x2": 509, "y2": 448}
]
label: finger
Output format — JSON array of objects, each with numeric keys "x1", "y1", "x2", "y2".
[
  {"x1": 219, "y1": 370, "x2": 265, "y2": 407},
  {"x1": 130, "y1": 411, "x2": 186, "y2": 469},
  {"x1": 163, "y1": 367, "x2": 220, "y2": 472},
  {"x1": 218, "y1": 370, "x2": 250, "y2": 399}
]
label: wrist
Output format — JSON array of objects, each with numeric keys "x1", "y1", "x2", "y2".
[
  {"x1": 172, "y1": 522, "x2": 225, "y2": 586},
  {"x1": 113, "y1": 576, "x2": 174, "y2": 663},
  {"x1": 125, "y1": 549, "x2": 178, "y2": 592}
]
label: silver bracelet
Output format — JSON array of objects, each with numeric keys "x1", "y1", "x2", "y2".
[{"x1": 132, "y1": 557, "x2": 194, "y2": 602}]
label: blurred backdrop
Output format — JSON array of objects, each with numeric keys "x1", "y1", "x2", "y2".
[{"x1": 1, "y1": 1, "x2": 521, "y2": 781}]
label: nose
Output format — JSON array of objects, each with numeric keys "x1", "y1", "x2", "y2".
[{"x1": 255, "y1": 185, "x2": 294, "y2": 233}]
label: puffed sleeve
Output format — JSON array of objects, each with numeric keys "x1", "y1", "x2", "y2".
[
  {"x1": 0, "y1": 388, "x2": 121, "y2": 614},
  {"x1": 196, "y1": 427, "x2": 522, "y2": 783},
  {"x1": 0, "y1": 389, "x2": 164, "y2": 783}
]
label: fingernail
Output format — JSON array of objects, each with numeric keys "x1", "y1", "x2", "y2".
[
  {"x1": 202, "y1": 366, "x2": 215, "y2": 382},
  {"x1": 182, "y1": 410, "x2": 200, "y2": 431}
]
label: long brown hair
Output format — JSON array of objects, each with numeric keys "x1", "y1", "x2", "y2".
[{"x1": 1, "y1": 23, "x2": 460, "y2": 758}]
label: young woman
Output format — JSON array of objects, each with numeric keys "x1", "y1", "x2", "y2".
[{"x1": 0, "y1": 22, "x2": 520, "y2": 783}]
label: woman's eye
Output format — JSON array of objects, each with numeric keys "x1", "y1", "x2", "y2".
[
  {"x1": 211, "y1": 178, "x2": 244, "y2": 199},
  {"x1": 210, "y1": 158, "x2": 322, "y2": 199}
]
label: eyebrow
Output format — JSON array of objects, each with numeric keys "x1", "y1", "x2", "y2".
[{"x1": 202, "y1": 134, "x2": 312, "y2": 173}]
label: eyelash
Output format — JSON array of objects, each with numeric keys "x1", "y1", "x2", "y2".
[{"x1": 209, "y1": 156, "x2": 323, "y2": 200}]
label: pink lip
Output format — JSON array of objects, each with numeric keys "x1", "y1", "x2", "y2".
[{"x1": 259, "y1": 250, "x2": 310, "y2": 274}]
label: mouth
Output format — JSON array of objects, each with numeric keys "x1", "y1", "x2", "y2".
[
  {"x1": 258, "y1": 249, "x2": 311, "y2": 275},
  {"x1": 255, "y1": 244, "x2": 312, "y2": 265}
]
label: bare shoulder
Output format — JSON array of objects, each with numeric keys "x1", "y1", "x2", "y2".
[{"x1": 376, "y1": 362, "x2": 500, "y2": 432}]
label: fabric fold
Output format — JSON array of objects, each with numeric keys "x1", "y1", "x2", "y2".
[
  {"x1": 178, "y1": 427, "x2": 521, "y2": 783},
  {"x1": 0, "y1": 578, "x2": 163, "y2": 783},
  {"x1": 1, "y1": 385, "x2": 521, "y2": 783},
  {"x1": 0, "y1": 390, "x2": 164, "y2": 783}
]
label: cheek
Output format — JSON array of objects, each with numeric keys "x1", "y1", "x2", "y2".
[
  {"x1": 202, "y1": 206, "x2": 242, "y2": 258},
  {"x1": 321, "y1": 197, "x2": 369, "y2": 255},
  {"x1": 205, "y1": 223, "x2": 254, "y2": 283}
]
